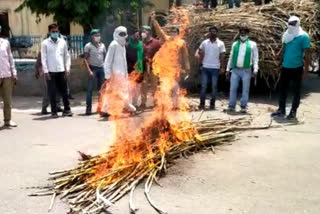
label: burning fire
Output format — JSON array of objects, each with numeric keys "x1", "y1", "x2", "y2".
[{"x1": 91, "y1": 8, "x2": 195, "y2": 186}]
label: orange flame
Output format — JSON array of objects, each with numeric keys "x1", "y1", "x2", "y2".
[{"x1": 91, "y1": 8, "x2": 195, "y2": 186}]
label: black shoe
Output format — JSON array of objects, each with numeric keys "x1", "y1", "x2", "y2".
[
  {"x1": 209, "y1": 105, "x2": 215, "y2": 110},
  {"x1": 100, "y1": 112, "x2": 110, "y2": 118},
  {"x1": 57, "y1": 107, "x2": 63, "y2": 112},
  {"x1": 41, "y1": 108, "x2": 49, "y2": 115},
  {"x1": 271, "y1": 109, "x2": 285, "y2": 117},
  {"x1": 286, "y1": 111, "x2": 297, "y2": 120},
  {"x1": 240, "y1": 108, "x2": 247, "y2": 114},
  {"x1": 63, "y1": 111, "x2": 73, "y2": 117},
  {"x1": 223, "y1": 107, "x2": 235, "y2": 113},
  {"x1": 198, "y1": 105, "x2": 205, "y2": 110},
  {"x1": 51, "y1": 113, "x2": 59, "y2": 119},
  {"x1": 85, "y1": 109, "x2": 92, "y2": 116}
]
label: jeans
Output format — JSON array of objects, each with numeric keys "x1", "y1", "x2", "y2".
[
  {"x1": 86, "y1": 65, "x2": 105, "y2": 111},
  {"x1": 229, "y1": 68, "x2": 252, "y2": 109},
  {"x1": 228, "y1": 0, "x2": 241, "y2": 8},
  {"x1": 0, "y1": 77, "x2": 14, "y2": 122},
  {"x1": 47, "y1": 72, "x2": 71, "y2": 114},
  {"x1": 278, "y1": 67, "x2": 303, "y2": 113},
  {"x1": 203, "y1": 0, "x2": 218, "y2": 8},
  {"x1": 200, "y1": 67, "x2": 220, "y2": 107}
]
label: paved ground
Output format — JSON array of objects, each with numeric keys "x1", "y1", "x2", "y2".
[{"x1": 0, "y1": 74, "x2": 319, "y2": 214}]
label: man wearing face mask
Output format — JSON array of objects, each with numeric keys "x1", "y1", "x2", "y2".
[
  {"x1": 141, "y1": 25, "x2": 161, "y2": 109},
  {"x1": 83, "y1": 29, "x2": 107, "y2": 115},
  {"x1": 271, "y1": 16, "x2": 311, "y2": 120},
  {"x1": 0, "y1": 25, "x2": 18, "y2": 127},
  {"x1": 225, "y1": 24, "x2": 259, "y2": 113},
  {"x1": 195, "y1": 26, "x2": 226, "y2": 110},
  {"x1": 41, "y1": 24, "x2": 72, "y2": 118},
  {"x1": 100, "y1": 26, "x2": 136, "y2": 117}
]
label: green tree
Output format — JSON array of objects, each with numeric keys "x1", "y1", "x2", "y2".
[{"x1": 16, "y1": 0, "x2": 153, "y2": 33}]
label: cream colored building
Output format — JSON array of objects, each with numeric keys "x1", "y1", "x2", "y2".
[{"x1": 0, "y1": 0, "x2": 83, "y2": 37}]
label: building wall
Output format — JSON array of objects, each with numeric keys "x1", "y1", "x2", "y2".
[{"x1": 0, "y1": 0, "x2": 83, "y2": 36}]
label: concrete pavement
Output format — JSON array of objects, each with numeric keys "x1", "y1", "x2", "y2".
[{"x1": 0, "y1": 74, "x2": 319, "y2": 214}]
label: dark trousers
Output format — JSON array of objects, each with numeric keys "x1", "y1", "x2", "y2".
[
  {"x1": 278, "y1": 67, "x2": 303, "y2": 113},
  {"x1": 203, "y1": 0, "x2": 218, "y2": 8},
  {"x1": 47, "y1": 72, "x2": 71, "y2": 114}
]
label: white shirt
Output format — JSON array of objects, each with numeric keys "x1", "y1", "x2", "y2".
[
  {"x1": 227, "y1": 40, "x2": 259, "y2": 73},
  {"x1": 41, "y1": 37, "x2": 71, "y2": 73},
  {"x1": 199, "y1": 38, "x2": 226, "y2": 69},
  {"x1": 0, "y1": 38, "x2": 17, "y2": 78},
  {"x1": 104, "y1": 40, "x2": 128, "y2": 80}
]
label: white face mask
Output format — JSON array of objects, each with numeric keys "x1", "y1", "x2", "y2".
[
  {"x1": 118, "y1": 36, "x2": 127, "y2": 46},
  {"x1": 240, "y1": 35, "x2": 248, "y2": 42},
  {"x1": 287, "y1": 25, "x2": 297, "y2": 34},
  {"x1": 94, "y1": 36, "x2": 101, "y2": 43},
  {"x1": 141, "y1": 32, "x2": 147, "y2": 39}
]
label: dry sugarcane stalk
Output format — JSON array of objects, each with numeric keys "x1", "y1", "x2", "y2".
[
  {"x1": 170, "y1": 0, "x2": 320, "y2": 89},
  {"x1": 34, "y1": 116, "x2": 281, "y2": 214}
]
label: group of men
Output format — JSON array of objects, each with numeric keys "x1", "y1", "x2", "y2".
[
  {"x1": 195, "y1": 15, "x2": 310, "y2": 119},
  {"x1": 0, "y1": 14, "x2": 312, "y2": 127},
  {"x1": 201, "y1": 0, "x2": 272, "y2": 10}
]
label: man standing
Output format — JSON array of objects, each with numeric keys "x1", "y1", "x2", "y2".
[
  {"x1": 35, "y1": 51, "x2": 62, "y2": 115},
  {"x1": 195, "y1": 26, "x2": 226, "y2": 110},
  {"x1": 228, "y1": 0, "x2": 241, "y2": 8},
  {"x1": 101, "y1": 26, "x2": 136, "y2": 117},
  {"x1": 0, "y1": 25, "x2": 18, "y2": 127},
  {"x1": 141, "y1": 25, "x2": 161, "y2": 109},
  {"x1": 202, "y1": 0, "x2": 218, "y2": 9},
  {"x1": 41, "y1": 24, "x2": 72, "y2": 118},
  {"x1": 271, "y1": 16, "x2": 311, "y2": 120},
  {"x1": 84, "y1": 29, "x2": 106, "y2": 115},
  {"x1": 225, "y1": 24, "x2": 259, "y2": 113}
]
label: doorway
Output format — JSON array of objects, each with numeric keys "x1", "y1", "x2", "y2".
[{"x1": 0, "y1": 11, "x2": 10, "y2": 38}]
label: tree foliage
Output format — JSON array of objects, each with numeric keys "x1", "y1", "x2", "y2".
[{"x1": 16, "y1": 0, "x2": 153, "y2": 32}]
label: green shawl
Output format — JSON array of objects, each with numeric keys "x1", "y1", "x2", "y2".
[
  {"x1": 232, "y1": 39, "x2": 252, "y2": 69},
  {"x1": 128, "y1": 39, "x2": 144, "y2": 73}
]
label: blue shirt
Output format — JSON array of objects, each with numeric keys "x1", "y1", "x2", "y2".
[{"x1": 282, "y1": 34, "x2": 310, "y2": 68}]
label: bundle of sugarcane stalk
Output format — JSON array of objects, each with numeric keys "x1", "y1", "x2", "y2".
[
  {"x1": 33, "y1": 117, "x2": 272, "y2": 214},
  {"x1": 170, "y1": 0, "x2": 320, "y2": 89}
]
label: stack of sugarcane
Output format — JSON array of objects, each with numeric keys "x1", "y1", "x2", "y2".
[
  {"x1": 33, "y1": 117, "x2": 272, "y2": 214},
  {"x1": 170, "y1": 0, "x2": 320, "y2": 89}
]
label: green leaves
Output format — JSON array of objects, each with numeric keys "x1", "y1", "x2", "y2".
[{"x1": 16, "y1": 0, "x2": 153, "y2": 31}]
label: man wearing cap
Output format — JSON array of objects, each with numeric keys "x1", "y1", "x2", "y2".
[
  {"x1": 271, "y1": 16, "x2": 311, "y2": 120},
  {"x1": 225, "y1": 24, "x2": 259, "y2": 113},
  {"x1": 84, "y1": 29, "x2": 107, "y2": 115},
  {"x1": 0, "y1": 25, "x2": 18, "y2": 127},
  {"x1": 141, "y1": 25, "x2": 161, "y2": 109}
]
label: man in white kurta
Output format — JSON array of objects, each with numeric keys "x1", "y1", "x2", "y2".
[{"x1": 101, "y1": 26, "x2": 136, "y2": 116}]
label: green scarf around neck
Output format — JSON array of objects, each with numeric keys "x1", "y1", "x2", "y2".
[
  {"x1": 232, "y1": 39, "x2": 251, "y2": 69},
  {"x1": 128, "y1": 39, "x2": 144, "y2": 73}
]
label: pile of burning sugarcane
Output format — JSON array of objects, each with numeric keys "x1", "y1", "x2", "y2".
[
  {"x1": 34, "y1": 116, "x2": 272, "y2": 214},
  {"x1": 32, "y1": 7, "x2": 280, "y2": 214},
  {"x1": 173, "y1": 0, "x2": 320, "y2": 89}
]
